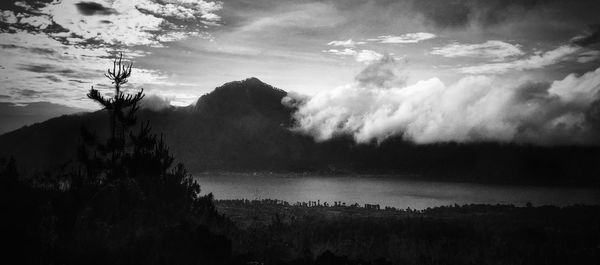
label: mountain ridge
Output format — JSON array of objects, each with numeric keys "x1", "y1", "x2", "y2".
[{"x1": 1, "y1": 78, "x2": 599, "y2": 185}]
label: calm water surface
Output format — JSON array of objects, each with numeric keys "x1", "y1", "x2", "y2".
[{"x1": 195, "y1": 173, "x2": 600, "y2": 209}]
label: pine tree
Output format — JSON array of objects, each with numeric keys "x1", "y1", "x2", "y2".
[
  {"x1": 84, "y1": 53, "x2": 144, "y2": 181},
  {"x1": 1, "y1": 53, "x2": 232, "y2": 265},
  {"x1": 78, "y1": 53, "x2": 220, "y2": 218}
]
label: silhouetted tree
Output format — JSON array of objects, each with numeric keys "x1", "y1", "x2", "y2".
[
  {"x1": 83, "y1": 53, "x2": 144, "y2": 181},
  {"x1": 67, "y1": 53, "x2": 230, "y2": 264}
]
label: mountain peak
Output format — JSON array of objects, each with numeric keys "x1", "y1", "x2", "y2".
[
  {"x1": 213, "y1": 77, "x2": 274, "y2": 93},
  {"x1": 194, "y1": 77, "x2": 289, "y2": 117},
  {"x1": 241, "y1": 77, "x2": 264, "y2": 85}
]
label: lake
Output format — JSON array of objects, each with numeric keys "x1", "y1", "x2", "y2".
[{"x1": 195, "y1": 173, "x2": 600, "y2": 209}]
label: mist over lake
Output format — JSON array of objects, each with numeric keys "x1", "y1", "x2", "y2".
[{"x1": 197, "y1": 173, "x2": 600, "y2": 209}]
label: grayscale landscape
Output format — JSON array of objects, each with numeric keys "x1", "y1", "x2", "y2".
[{"x1": 1, "y1": 1, "x2": 599, "y2": 264}]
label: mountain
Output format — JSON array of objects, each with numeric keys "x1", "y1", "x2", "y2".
[
  {"x1": 0, "y1": 101, "x2": 87, "y2": 134},
  {"x1": 1, "y1": 77, "x2": 599, "y2": 185},
  {"x1": 0, "y1": 78, "x2": 305, "y2": 172}
]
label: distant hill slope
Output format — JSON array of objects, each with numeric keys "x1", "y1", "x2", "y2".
[
  {"x1": 1, "y1": 77, "x2": 599, "y2": 185},
  {"x1": 0, "y1": 102, "x2": 87, "y2": 134}
]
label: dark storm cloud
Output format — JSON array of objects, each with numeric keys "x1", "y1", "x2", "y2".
[
  {"x1": 75, "y1": 1, "x2": 117, "y2": 16},
  {"x1": 571, "y1": 24, "x2": 600, "y2": 47}
]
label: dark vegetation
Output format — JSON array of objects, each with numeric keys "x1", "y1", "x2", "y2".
[
  {"x1": 0, "y1": 101, "x2": 85, "y2": 134},
  {"x1": 1, "y1": 55, "x2": 599, "y2": 264},
  {"x1": 0, "y1": 55, "x2": 232, "y2": 265},
  {"x1": 217, "y1": 199, "x2": 600, "y2": 265},
  {"x1": 1, "y1": 78, "x2": 600, "y2": 186}
]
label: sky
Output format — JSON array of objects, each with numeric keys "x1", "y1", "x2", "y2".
[{"x1": 1, "y1": 0, "x2": 600, "y2": 144}]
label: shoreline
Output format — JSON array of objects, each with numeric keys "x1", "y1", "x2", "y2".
[{"x1": 193, "y1": 171, "x2": 600, "y2": 188}]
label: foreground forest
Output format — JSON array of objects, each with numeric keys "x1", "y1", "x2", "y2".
[
  {"x1": 216, "y1": 199, "x2": 600, "y2": 265},
  {"x1": 2, "y1": 160, "x2": 598, "y2": 265}
]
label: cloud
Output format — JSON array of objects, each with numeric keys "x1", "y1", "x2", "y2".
[
  {"x1": 75, "y1": 2, "x2": 118, "y2": 16},
  {"x1": 1, "y1": 0, "x2": 223, "y2": 47},
  {"x1": 355, "y1": 55, "x2": 405, "y2": 89},
  {"x1": 367, "y1": 32, "x2": 436, "y2": 44},
  {"x1": 139, "y1": 94, "x2": 172, "y2": 111},
  {"x1": 548, "y1": 68, "x2": 600, "y2": 104},
  {"x1": 236, "y1": 2, "x2": 343, "y2": 33},
  {"x1": 137, "y1": 0, "x2": 223, "y2": 23},
  {"x1": 410, "y1": 0, "x2": 544, "y2": 29},
  {"x1": 0, "y1": 0, "x2": 223, "y2": 108},
  {"x1": 450, "y1": 27, "x2": 600, "y2": 75},
  {"x1": 0, "y1": 31, "x2": 167, "y2": 108},
  {"x1": 285, "y1": 56, "x2": 600, "y2": 145},
  {"x1": 431, "y1": 40, "x2": 524, "y2": 62},
  {"x1": 570, "y1": 24, "x2": 600, "y2": 47},
  {"x1": 18, "y1": 64, "x2": 78, "y2": 76},
  {"x1": 46, "y1": 0, "x2": 177, "y2": 46},
  {"x1": 0, "y1": 10, "x2": 18, "y2": 24},
  {"x1": 323, "y1": 48, "x2": 383, "y2": 63},
  {"x1": 13, "y1": 89, "x2": 44, "y2": 98},
  {"x1": 327, "y1": 39, "x2": 364, "y2": 47},
  {"x1": 354, "y1": 50, "x2": 383, "y2": 63},
  {"x1": 323, "y1": 48, "x2": 357, "y2": 56},
  {"x1": 19, "y1": 14, "x2": 53, "y2": 29},
  {"x1": 42, "y1": 75, "x2": 62, "y2": 83},
  {"x1": 458, "y1": 45, "x2": 580, "y2": 74},
  {"x1": 577, "y1": 50, "x2": 600, "y2": 63}
]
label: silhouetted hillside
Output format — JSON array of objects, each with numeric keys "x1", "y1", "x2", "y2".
[
  {"x1": 1, "y1": 77, "x2": 600, "y2": 185},
  {"x1": 195, "y1": 77, "x2": 290, "y2": 120},
  {"x1": 0, "y1": 102, "x2": 87, "y2": 134}
]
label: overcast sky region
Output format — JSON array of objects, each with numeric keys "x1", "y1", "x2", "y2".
[{"x1": 1, "y1": 0, "x2": 600, "y2": 144}]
